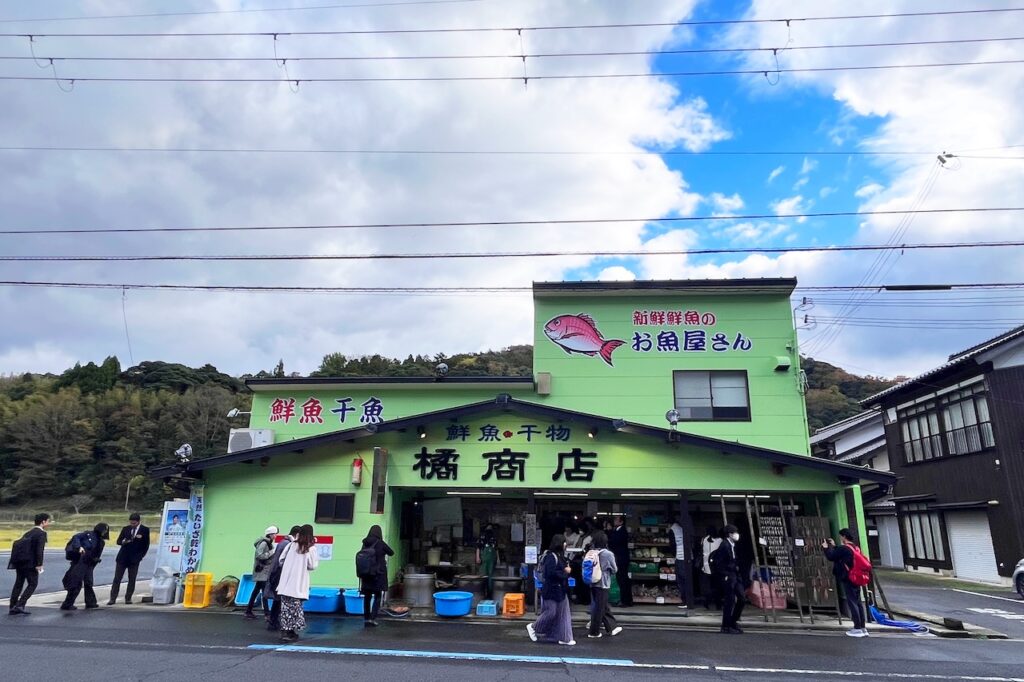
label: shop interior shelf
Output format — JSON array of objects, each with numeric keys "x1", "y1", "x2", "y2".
[
  {"x1": 630, "y1": 542, "x2": 671, "y2": 548},
  {"x1": 632, "y1": 597, "x2": 682, "y2": 604},
  {"x1": 631, "y1": 574, "x2": 676, "y2": 581}
]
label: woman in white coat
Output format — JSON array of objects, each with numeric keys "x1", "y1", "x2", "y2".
[{"x1": 276, "y1": 524, "x2": 319, "y2": 642}]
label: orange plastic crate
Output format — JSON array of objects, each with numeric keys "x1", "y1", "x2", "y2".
[{"x1": 502, "y1": 593, "x2": 525, "y2": 618}]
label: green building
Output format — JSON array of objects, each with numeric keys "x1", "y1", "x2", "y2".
[{"x1": 154, "y1": 278, "x2": 893, "y2": 608}]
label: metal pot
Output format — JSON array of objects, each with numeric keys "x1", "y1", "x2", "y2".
[
  {"x1": 453, "y1": 575, "x2": 487, "y2": 608},
  {"x1": 404, "y1": 573, "x2": 436, "y2": 608}
]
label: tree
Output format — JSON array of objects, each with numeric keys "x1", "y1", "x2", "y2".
[
  {"x1": 273, "y1": 359, "x2": 285, "y2": 378},
  {"x1": 68, "y1": 494, "x2": 94, "y2": 514}
]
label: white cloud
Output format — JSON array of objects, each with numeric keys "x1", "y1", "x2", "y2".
[
  {"x1": 819, "y1": 186, "x2": 836, "y2": 198},
  {"x1": 596, "y1": 266, "x2": 637, "y2": 281},
  {"x1": 721, "y1": 221, "x2": 789, "y2": 244},
  {"x1": 708, "y1": 192, "x2": 745, "y2": 215},
  {"x1": 0, "y1": 1, "x2": 723, "y2": 375},
  {"x1": 854, "y1": 182, "x2": 884, "y2": 198},
  {"x1": 800, "y1": 158, "x2": 819, "y2": 175},
  {"x1": 767, "y1": 165, "x2": 786, "y2": 183},
  {"x1": 770, "y1": 195, "x2": 812, "y2": 223}
]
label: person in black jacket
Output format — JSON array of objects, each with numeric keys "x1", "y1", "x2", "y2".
[
  {"x1": 7, "y1": 513, "x2": 50, "y2": 616},
  {"x1": 607, "y1": 515, "x2": 632, "y2": 607},
  {"x1": 107, "y1": 513, "x2": 151, "y2": 605},
  {"x1": 527, "y1": 534, "x2": 575, "y2": 645},
  {"x1": 711, "y1": 524, "x2": 746, "y2": 634},
  {"x1": 358, "y1": 525, "x2": 394, "y2": 627},
  {"x1": 61, "y1": 523, "x2": 109, "y2": 611},
  {"x1": 823, "y1": 528, "x2": 868, "y2": 637}
]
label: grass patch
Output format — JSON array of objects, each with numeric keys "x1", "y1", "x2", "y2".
[{"x1": 0, "y1": 511, "x2": 161, "y2": 549}]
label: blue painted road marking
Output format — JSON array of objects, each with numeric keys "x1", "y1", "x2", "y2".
[{"x1": 248, "y1": 644, "x2": 635, "y2": 667}]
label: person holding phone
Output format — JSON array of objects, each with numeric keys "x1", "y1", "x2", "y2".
[{"x1": 108, "y1": 513, "x2": 151, "y2": 606}]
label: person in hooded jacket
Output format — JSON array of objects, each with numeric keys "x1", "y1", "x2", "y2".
[
  {"x1": 264, "y1": 525, "x2": 300, "y2": 631},
  {"x1": 527, "y1": 534, "x2": 575, "y2": 646},
  {"x1": 60, "y1": 523, "x2": 109, "y2": 611},
  {"x1": 359, "y1": 525, "x2": 394, "y2": 627},
  {"x1": 244, "y1": 525, "x2": 278, "y2": 620},
  {"x1": 275, "y1": 524, "x2": 318, "y2": 642}
]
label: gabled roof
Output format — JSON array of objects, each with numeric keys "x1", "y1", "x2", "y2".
[
  {"x1": 862, "y1": 323, "x2": 1024, "y2": 406},
  {"x1": 810, "y1": 409, "x2": 881, "y2": 444},
  {"x1": 150, "y1": 394, "x2": 894, "y2": 484}
]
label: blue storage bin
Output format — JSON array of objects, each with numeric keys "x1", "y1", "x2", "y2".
[
  {"x1": 234, "y1": 574, "x2": 256, "y2": 606},
  {"x1": 434, "y1": 591, "x2": 473, "y2": 617},
  {"x1": 304, "y1": 587, "x2": 341, "y2": 613},
  {"x1": 476, "y1": 600, "x2": 497, "y2": 616},
  {"x1": 343, "y1": 589, "x2": 363, "y2": 615}
]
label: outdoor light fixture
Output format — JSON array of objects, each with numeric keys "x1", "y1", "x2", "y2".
[
  {"x1": 226, "y1": 408, "x2": 251, "y2": 418},
  {"x1": 417, "y1": 425, "x2": 427, "y2": 439},
  {"x1": 612, "y1": 418, "x2": 627, "y2": 431},
  {"x1": 587, "y1": 428, "x2": 597, "y2": 439},
  {"x1": 711, "y1": 494, "x2": 771, "y2": 499},
  {"x1": 534, "y1": 491, "x2": 588, "y2": 497},
  {"x1": 174, "y1": 443, "x2": 193, "y2": 463},
  {"x1": 447, "y1": 491, "x2": 501, "y2": 496},
  {"x1": 665, "y1": 409, "x2": 680, "y2": 429},
  {"x1": 623, "y1": 492, "x2": 678, "y2": 498}
]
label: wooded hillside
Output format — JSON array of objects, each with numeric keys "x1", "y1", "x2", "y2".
[{"x1": 0, "y1": 348, "x2": 889, "y2": 510}]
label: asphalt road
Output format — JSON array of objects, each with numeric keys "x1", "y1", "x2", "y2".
[
  {"x1": 878, "y1": 570, "x2": 1024, "y2": 639},
  {"x1": 1, "y1": 608, "x2": 1022, "y2": 682},
  {"x1": 2, "y1": 550, "x2": 158, "y2": 597}
]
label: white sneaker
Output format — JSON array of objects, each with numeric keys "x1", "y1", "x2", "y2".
[
  {"x1": 610, "y1": 626, "x2": 623, "y2": 636},
  {"x1": 558, "y1": 640, "x2": 576, "y2": 646},
  {"x1": 677, "y1": 605, "x2": 689, "y2": 609},
  {"x1": 587, "y1": 633, "x2": 602, "y2": 639},
  {"x1": 526, "y1": 623, "x2": 537, "y2": 642},
  {"x1": 845, "y1": 628, "x2": 866, "y2": 637},
  {"x1": 861, "y1": 628, "x2": 870, "y2": 637}
]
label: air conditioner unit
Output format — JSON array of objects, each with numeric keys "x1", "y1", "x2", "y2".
[{"x1": 228, "y1": 428, "x2": 275, "y2": 454}]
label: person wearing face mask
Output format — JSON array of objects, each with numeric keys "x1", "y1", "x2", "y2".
[
  {"x1": 710, "y1": 525, "x2": 745, "y2": 634},
  {"x1": 60, "y1": 523, "x2": 110, "y2": 611}
]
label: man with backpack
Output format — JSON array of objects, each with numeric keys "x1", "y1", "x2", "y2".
[
  {"x1": 823, "y1": 528, "x2": 871, "y2": 638},
  {"x1": 7, "y1": 513, "x2": 50, "y2": 616},
  {"x1": 584, "y1": 530, "x2": 623, "y2": 639}
]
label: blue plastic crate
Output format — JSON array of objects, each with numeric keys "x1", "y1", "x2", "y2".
[
  {"x1": 304, "y1": 587, "x2": 342, "y2": 613},
  {"x1": 343, "y1": 589, "x2": 363, "y2": 615},
  {"x1": 234, "y1": 573, "x2": 255, "y2": 606},
  {"x1": 476, "y1": 600, "x2": 497, "y2": 616}
]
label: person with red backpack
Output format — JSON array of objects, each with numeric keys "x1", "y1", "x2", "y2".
[{"x1": 822, "y1": 528, "x2": 871, "y2": 638}]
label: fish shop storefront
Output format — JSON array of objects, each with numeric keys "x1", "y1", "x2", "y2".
[{"x1": 154, "y1": 279, "x2": 893, "y2": 613}]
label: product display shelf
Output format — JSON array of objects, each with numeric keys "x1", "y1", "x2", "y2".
[
  {"x1": 632, "y1": 597, "x2": 682, "y2": 605},
  {"x1": 631, "y1": 574, "x2": 676, "y2": 581}
]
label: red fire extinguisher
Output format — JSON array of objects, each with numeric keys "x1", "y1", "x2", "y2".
[{"x1": 351, "y1": 455, "x2": 363, "y2": 486}]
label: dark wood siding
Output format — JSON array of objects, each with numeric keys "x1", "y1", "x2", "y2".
[
  {"x1": 984, "y1": 365, "x2": 1024, "y2": 576},
  {"x1": 882, "y1": 365, "x2": 1022, "y2": 577}
]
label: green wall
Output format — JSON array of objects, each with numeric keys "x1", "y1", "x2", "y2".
[{"x1": 533, "y1": 292, "x2": 808, "y2": 455}]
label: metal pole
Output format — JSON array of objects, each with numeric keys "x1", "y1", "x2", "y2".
[
  {"x1": 872, "y1": 571, "x2": 894, "y2": 621},
  {"x1": 815, "y1": 495, "x2": 843, "y2": 625},
  {"x1": 780, "y1": 496, "x2": 805, "y2": 624},
  {"x1": 791, "y1": 496, "x2": 814, "y2": 625},
  {"x1": 743, "y1": 496, "x2": 771, "y2": 622},
  {"x1": 719, "y1": 495, "x2": 728, "y2": 527}
]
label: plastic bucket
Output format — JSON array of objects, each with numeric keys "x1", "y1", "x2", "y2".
[{"x1": 433, "y1": 591, "x2": 473, "y2": 617}]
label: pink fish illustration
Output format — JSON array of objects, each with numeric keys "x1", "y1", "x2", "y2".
[{"x1": 544, "y1": 314, "x2": 625, "y2": 366}]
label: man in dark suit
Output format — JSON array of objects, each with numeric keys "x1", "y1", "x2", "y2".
[
  {"x1": 711, "y1": 524, "x2": 746, "y2": 634},
  {"x1": 608, "y1": 515, "x2": 632, "y2": 607},
  {"x1": 7, "y1": 513, "x2": 50, "y2": 615},
  {"x1": 107, "y1": 513, "x2": 151, "y2": 605}
]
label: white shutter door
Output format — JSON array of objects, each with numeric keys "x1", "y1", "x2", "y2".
[{"x1": 946, "y1": 511, "x2": 1000, "y2": 583}]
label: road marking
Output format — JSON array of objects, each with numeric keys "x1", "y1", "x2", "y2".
[
  {"x1": 714, "y1": 667, "x2": 1024, "y2": 681},
  {"x1": 248, "y1": 644, "x2": 638, "y2": 666},
  {"x1": 953, "y1": 589, "x2": 1024, "y2": 605},
  {"x1": 967, "y1": 608, "x2": 1024, "y2": 621}
]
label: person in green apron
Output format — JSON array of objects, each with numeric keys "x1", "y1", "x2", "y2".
[{"x1": 476, "y1": 523, "x2": 498, "y2": 599}]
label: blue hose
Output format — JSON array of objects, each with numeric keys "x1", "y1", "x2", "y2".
[{"x1": 869, "y1": 605, "x2": 930, "y2": 633}]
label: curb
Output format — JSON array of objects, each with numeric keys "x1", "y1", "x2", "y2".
[{"x1": 890, "y1": 608, "x2": 1008, "y2": 639}]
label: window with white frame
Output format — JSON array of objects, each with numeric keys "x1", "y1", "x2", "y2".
[
  {"x1": 672, "y1": 370, "x2": 750, "y2": 421},
  {"x1": 900, "y1": 503, "x2": 946, "y2": 562}
]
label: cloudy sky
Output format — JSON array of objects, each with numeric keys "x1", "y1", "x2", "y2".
[{"x1": 1, "y1": 0, "x2": 1022, "y2": 379}]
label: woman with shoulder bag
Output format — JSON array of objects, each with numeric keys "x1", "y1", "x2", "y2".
[
  {"x1": 275, "y1": 525, "x2": 319, "y2": 642},
  {"x1": 244, "y1": 526, "x2": 278, "y2": 620},
  {"x1": 526, "y1": 534, "x2": 575, "y2": 646}
]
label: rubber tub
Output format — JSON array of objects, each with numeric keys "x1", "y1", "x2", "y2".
[
  {"x1": 343, "y1": 589, "x2": 364, "y2": 615},
  {"x1": 433, "y1": 591, "x2": 473, "y2": 617}
]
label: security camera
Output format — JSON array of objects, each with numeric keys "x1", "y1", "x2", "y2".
[
  {"x1": 174, "y1": 444, "x2": 193, "y2": 463},
  {"x1": 435, "y1": 362, "x2": 449, "y2": 378}
]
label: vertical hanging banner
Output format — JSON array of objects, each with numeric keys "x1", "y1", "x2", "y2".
[{"x1": 183, "y1": 485, "x2": 206, "y2": 575}]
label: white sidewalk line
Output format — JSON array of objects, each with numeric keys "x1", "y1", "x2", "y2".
[{"x1": 951, "y1": 589, "x2": 1024, "y2": 605}]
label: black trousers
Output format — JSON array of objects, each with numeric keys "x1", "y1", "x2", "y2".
[
  {"x1": 675, "y1": 567, "x2": 694, "y2": 608},
  {"x1": 109, "y1": 560, "x2": 141, "y2": 602},
  {"x1": 588, "y1": 586, "x2": 618, "y2": 636},
  {"x1": 363, "y1": 591, "x2": 383, "y2": 621},
  {"x1": 700, "y1": 571, "x2": 722, "y2": 609},
  {"x1": 10, "y1": 567, "x2": 39, "y2": 609},
  {"x1": 721, "y1": 577, "x2": 745, "y2": 629},
  {"x1": 268, "y1": 597, "x2": 282, "y2": 630},
  {"x1": 62, "y1": 563, "x2": 97, "y2": 608},
  {"x1": 246, "y1": 580, "x2": 268, "y2": 614},
  {"x1": 842, "y1": 579, "x2": 866, "y2": 629},
  {"x1": 615, "y1": 562, "x2": 633, "y2": 606}
]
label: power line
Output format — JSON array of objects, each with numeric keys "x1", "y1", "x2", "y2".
[
  {"x1": 3, "y1": 7, "x2": 1022, "y2": 37},
  {"x1": 0, "y1": 0, "x2": 488, "y2": 24},
  {"x1": 5, "y1": 239, "x2": 1024, "y2": 263},
  {"x1": 3, "y1": 59, "x2": 1021, "y2": 84},
  {"x1": 4, "y1": 280, "x2": 1024, "y2": 295},
  {"x1": 1, "y1": 207, "x2": 1019, "y2": 236},
  {"x1": 6, "y1": 35, "x2": 1022, "y2": 62}
]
